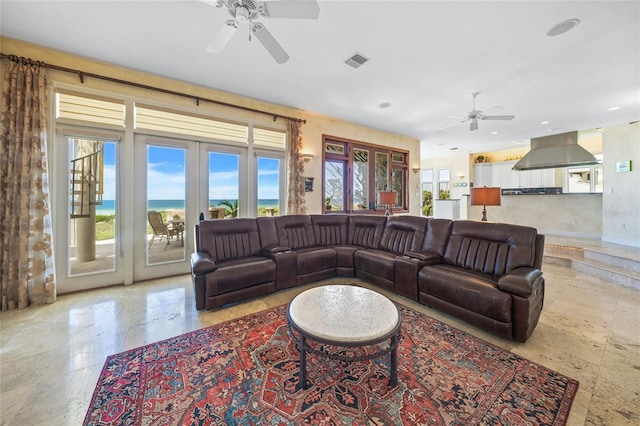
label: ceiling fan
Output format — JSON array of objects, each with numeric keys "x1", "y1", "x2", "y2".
[
  {"x1": 204, "y1": 0, "x2": 319, "y2": 64},
  {"x1": 449, "y1": 92, "x2": 515, "y2": 131}
]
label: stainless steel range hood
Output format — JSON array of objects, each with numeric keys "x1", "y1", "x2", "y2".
[{"x1": 513, "y1": 131, "x2": 599, "y2": 170}]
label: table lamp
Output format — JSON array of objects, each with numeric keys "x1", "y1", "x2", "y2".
[
  {"x1": 469, "y1": 186, "x2": 501, "y2": 221},
  {"x1": 378, "y1": 191, "x2": 398, "y2": 216}
]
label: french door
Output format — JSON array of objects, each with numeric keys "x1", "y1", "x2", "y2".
[
  {"x1": 55, "y1": 129, "x2": 126, "y2": 293},
  {"x1": 55, "y1": 131, "x2": 251, "y2": 291},
  {"x1": 132, "y1": 135, "x2": 199, "y2": 282}
]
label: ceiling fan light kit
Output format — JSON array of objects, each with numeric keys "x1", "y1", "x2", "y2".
[{"x1": 206, "y1": 0, "x2": 319, "y2": 64}]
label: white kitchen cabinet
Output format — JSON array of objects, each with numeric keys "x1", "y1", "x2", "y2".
[
  {"x1": 517, "y1": 168, "x2": 555, "y2": 187},
  {"x1": 491, "y1": 161, "x2": 519, "y2": 188},
  {"x1": 473, "y1": 163, "x2": 492, "y2": 187},
  {"x1": 474, "y1": 161, "x2": 555, "y2": 188}
]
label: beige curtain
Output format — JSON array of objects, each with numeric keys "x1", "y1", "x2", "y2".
[
  {"x1": 0, "y1": 56, "x2": 56, "y2": 310},
  {"x1": 286, "y1": 119, "x2": 307, "y2": 214}
]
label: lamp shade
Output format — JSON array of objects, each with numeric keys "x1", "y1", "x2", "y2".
[
  {"x1": 469, "y1": 187, "x2": 501, "y2": 206},
  {"x1": 377, "y1": 191, "x2": 398, "y2": 205}
]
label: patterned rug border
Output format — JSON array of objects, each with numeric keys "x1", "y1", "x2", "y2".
[{"x1": 85, "y1": 301, "x2": 579, "y2": 426}]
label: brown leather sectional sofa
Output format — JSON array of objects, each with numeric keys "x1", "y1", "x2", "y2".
[{"x1": 191, "y1": 214, "x2": 545, "y2": 342}]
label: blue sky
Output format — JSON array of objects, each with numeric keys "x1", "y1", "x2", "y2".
[{"x1": 102, "y1": 144, "x2": 279, "y2": 200}]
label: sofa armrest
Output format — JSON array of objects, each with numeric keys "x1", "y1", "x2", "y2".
[
  {"x1": 394, "y1": 252, "x2": 441, "y2": 301},
  {"x1": 261, "y1": 245, "x2": 291, "y2": 255},
  {"x1": 497, "y1": 267, "x2": 543, "y2": 297},
  {"x1": 404, "y1": 251, "x2": 441, "y2": 262},
  {"x1": 190, "y1": 252, "x2": 217, "y2": 276},
  {"x1": 261, "y1": 246, "x2": 296, "y2": 290}
]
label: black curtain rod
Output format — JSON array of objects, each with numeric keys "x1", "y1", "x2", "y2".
[{"x1": 0, "y1": 52, "x2": 305, "y2": 124}]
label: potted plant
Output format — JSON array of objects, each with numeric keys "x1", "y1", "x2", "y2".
[
  {"x1": 217, "y1": 200, "x2": 238, "y2": 218},
  {"x1": 325, "y1": 196, "x2": 333, "y2": 210}
]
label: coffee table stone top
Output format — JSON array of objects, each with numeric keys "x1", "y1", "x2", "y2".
[{"x1": 287, "y1": 285, "x2": 400, "y2": 343}]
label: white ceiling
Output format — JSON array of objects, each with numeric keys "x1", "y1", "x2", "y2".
[{"x1": 1, "y1": 1, "x2": 639, "y2": 159}]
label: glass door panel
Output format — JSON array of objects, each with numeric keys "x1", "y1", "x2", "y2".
[
  {"x1": 391, "y1": 168, "x2": 405, "y2": 208},
  {"x1": 257, "y1": 156, "x2": 280, "y2": 216},
  {"x1": 352, "y1": 148, "x2": 369, "y2": 211},
  {"x1": 375, "y1": 152, "x2": 389, "y2": 209},
  {"x1": 209, "y1": 151, "x2": 239, "y2": 218},
  {"x1": 146, "y1": 145, "x2": 186, "y2": 264},
  {"x1": 324, "y1": 160, "x2": 345, "y2": 212},
  {"x1": 68, "y1": 138, "x2": 117, "y2": 276}
]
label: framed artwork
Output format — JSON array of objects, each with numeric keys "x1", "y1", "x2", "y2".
[{"x1": 305, "y1": 177, "x2": 314, "y2": 192}]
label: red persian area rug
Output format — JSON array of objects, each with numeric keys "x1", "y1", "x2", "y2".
[{"x1": 84, "y1": 303, "x2": 578, "y2": 425}]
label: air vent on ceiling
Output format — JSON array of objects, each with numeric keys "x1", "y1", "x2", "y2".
[{"x1": 344, "y1": 52, "x2": 370, "y2": 69}]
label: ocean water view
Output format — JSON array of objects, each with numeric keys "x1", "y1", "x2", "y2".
[{"x1": 96, "y1": 199, "x2": 279, "y2": 216}]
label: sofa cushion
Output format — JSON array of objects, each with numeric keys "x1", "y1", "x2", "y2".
[
  {"x1": 197, "y1": 219, "x2": 262, "y2": 261},
  {"x1": 311, "y1": 214, "x2": 348, "y2": 245},
  {"x1": 333, "y1": 245, "x2": 359, "y2": 268},
  {"x1": 207, "y1": 256, "x2": 276, "y2": 294},
  {"x1": 379, "y1": 216, "x2": 427, "y2": 254},
  {"x1": 419, "y1": 264, "x2": 512, "y2": 323},
  {"x1": 354, "y1": 249, "x2": 396, "y2": 282},
  {"x1": 348, "y1": 215, "x2": 386, "y2": 248},
  {"x1": 420, "y1": 218, "x2": 453, "y2": 256},
  {"x1": 294, "y1": 247, "x2": 337, "y2": 275},
  {"x1": 443, "y1": 220, "x2": 537, "y2": 275},
  {"x1": 275, "y1": 215, "x2": 316, "y2": 249}
]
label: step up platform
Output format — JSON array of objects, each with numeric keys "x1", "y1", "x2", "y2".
[{"x1": 543, "y1": 236, "x2": 640, "y2": 291}]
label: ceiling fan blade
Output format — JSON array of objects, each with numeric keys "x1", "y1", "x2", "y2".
[
  {"x1": 470, "y1": 118, "x2": 479, "y2": 131},
  {"x1": 206, "y1": 20, "x2": 238, "y2": 53},
  {"x1": 252, "y1": 22, "x2": 290, "y2": 63},
  {"x1": 263, "y1": 0, "x2": 320, "y2": 19},
  {"x1": 483, "y1": 115, "x2": 515, "y2": 121},
  {"x1": 447, "y1": 115, "x2": 468, "y2": 120}
]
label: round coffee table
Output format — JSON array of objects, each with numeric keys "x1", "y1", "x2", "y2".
[{"x1": 286, "y1": 285, "x2": 401, "y2": 389}]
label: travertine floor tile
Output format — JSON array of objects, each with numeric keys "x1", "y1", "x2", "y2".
[{"x1": 1, "y1": 245, "x2": 639, "y2": 426}]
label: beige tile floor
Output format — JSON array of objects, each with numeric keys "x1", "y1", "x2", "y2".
[{"x1": 1, "y1": 259, "x2": 639, "y2": 425}]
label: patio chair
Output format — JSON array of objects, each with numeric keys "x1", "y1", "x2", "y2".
[{"x1": 147, "y1": 210, "x2": 181, "y2": 249}]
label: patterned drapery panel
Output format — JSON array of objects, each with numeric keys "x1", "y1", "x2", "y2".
[
  {"x1": 286, "y1": 120, "x2": 307, "y2": 214},
  {"x1": 0, "y1": 56, "x2": 56, "y2": 310}
]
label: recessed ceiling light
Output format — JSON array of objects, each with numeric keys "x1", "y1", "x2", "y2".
[
  {"x1": 437, "y1": 142, "x2": 446, "y2": 146},
  {"x1": 546, "y1": 18, "x2": 580, "y2": 37},
  {"x1": 379, "y1": 102, "x2": 391, "y2": 109},
  {"x1": 541, "y1": 121, "x2": 549, "y2": 125},
  {"x1": 596, "y1": 127, "x2": 603, "y2": 131},
  {"x1": 491, "y1": 131, "x2": 498, "y2": 135},
  {"x1": 450, "y1": 147, "x2": 458, "y2": 150},
  {"x1": 607, "y1": 106, "x2": 621, "y2": 111}
]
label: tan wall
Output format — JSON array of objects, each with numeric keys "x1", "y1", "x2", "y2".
[
  {"x1": 1, "y1": 36, "x2": 420, "y2": 215},
  {"x1": 299, "y1": 113, "x2": 420, "y2": 214},
  {"x1": 602, "y1": 122, "x2": 640, "y2": 246}
]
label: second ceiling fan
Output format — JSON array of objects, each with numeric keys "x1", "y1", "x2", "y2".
[
  {"x1": 205, "y1": 0, "x2": 319, "y2": 64},
  {"x1": 450, "y1": 92, "x2": 515, "y2": 131}
]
